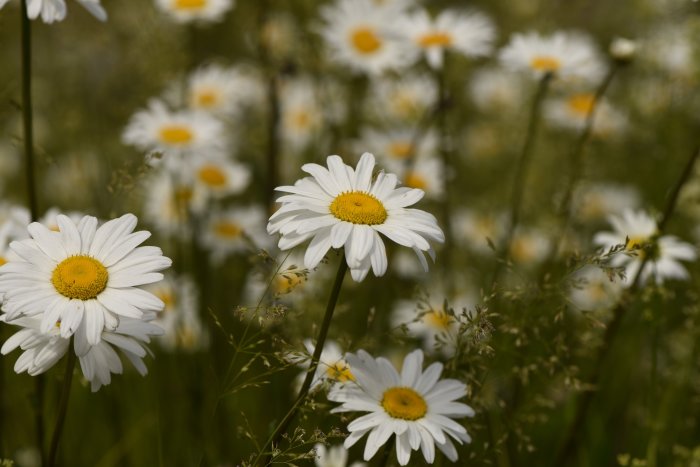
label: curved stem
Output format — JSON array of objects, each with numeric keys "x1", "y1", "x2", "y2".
[
  {"x1": 258, "y1": 255, "x2": 348, "y2": 465},
  {"x1": 47, "y1": 343, "x2": 76, "y2": 467}
]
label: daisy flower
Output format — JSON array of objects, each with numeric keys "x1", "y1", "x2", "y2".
[
  {"x1": 368, "y1": 75, "x2": 437, "y2": 123},
  {"x1": 319, "y1": 0, "x2": 417, "y2": 75},
  {"x1": 267, "y1": 152, "x2": 444, "y2": 282},
  {"x1": 291, "y1": 339, "x2": 354, "y2": 392},
  {"x1": 143, "y1": 171, "x2": 194, "y2": 239},
  {"x1": 200, "y1": 206, "x2": 271, "y2": 264},
  {"x1": 328, "y1": 349, "x2": 475, "y2": 465},
  {"x1": 401, "y1": 8, "x2": 496, "y2": 69},
  {"x1": 357, "y1": 128, "x2": 437, "y2": 165},
  {"x1": 544, "y1": 93, "x2": 628, "y2": 137},
  {"x1": 568, "y1": 266, "x2": 623, "y2": 311},
  {"x1": 190, "y1": 158, "x2": 251, "y2": 213},
  {"x1": 186, "y1": 64, "x2": 258, "y2": 116},
  {"x1": 468, "y1": 67, "x2": 526, "y2": 114},
  {"x1": 122, "y1": 99, "x2": 226, "y2": 166},
  {"x1": 451, "y1": 209, "x2": 507, "y2": 255},
  {"x1": 154, "y1": 0, "x2": 233, "y2": 24},
  {"x1": 314, "y1": 443, "x2": 367, "y2": 467},
  {"x1": 0, "y1": 0, "x2": 106, "y2": 23},
  {"x1": 280, "y1": 79, "x2": 325, "y2": 151},
  {"x1": 593, "y1": 209, "x2": 697, "y2": 285},
  {"x1": 573, "y1": 183, "x2": 640, "y2": 223},
  {"x1": 499, "y1": 31, "x2": 605, "y2": 83},
  {"x1": 509, "y1": 228, "x2": 551, "y2": 266},
  {"x1": 0, "y1": 213, "x2": 171, "y2": 346}
]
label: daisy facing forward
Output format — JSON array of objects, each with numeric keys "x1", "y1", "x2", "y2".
[
  {"x1": 0, "y1": 213, "x2": 171, "y2": 345},
  {"x1": 328, "y1": 349, "x2": 475, "y2": 465},
  {"x1": 267, "y1": 152, "x2": 444, "y2": 282}
]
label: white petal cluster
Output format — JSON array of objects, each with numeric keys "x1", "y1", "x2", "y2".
[
  {"x1": 154, "y1": 0, "x2": 234, "y2": 24},
  {"x1": 0, "y1": 0, "x2": 106, "y2": 23}
]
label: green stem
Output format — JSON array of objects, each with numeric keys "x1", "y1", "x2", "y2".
[
  {"x1": 258, "y1": 255, "x2": 348, "y2": 465},
  {"x1": 435, "y1": 64, "x2": 454, "y2": 294},
  {"x1": 47, "y1": 343, "x2": 76, "y2": 467}
]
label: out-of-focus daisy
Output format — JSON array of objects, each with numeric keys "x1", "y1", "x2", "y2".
[
  {"x1": 0, "y1": 214, "x2": 171, "y2": 346},
  {"x1": 319, "y1": 0, "x2": 417, "y2": 75},
  {"x1": 452, "y1": 209, "x2": 507, "y2": 255},
  {"x1": 544, "y1": 93, "x2": 628, "y2": 137},
  {"x1": 190, "y1": 158, "x2": 251, "y2": 213},
  {"x1": 0, "y1": 202, "x2": 30, "y2": 247},
  {"x1": 39, "y1": 208, "x2": 85, "y2": 232},
  {"x1": 201, "y1": 206, "x2": 271, "y2": 264},
  {"x1": 402, "y1": 8, "x2": 495, "y2": 68},
  {"x1": 147, "y1": 274, "x2": 206, "y2": 352},
  {"x1": 573, "y1": 183, "x2": 640, "y2": 223},
  {"x1": 267, "y1": 152, "x2": 444, "y2": 282},
  {"x1": 645, "y1": 24, "x2": 695, "y2": 80},
  {"x1": 499, "y1": 31, "x2": 604, "y2": 83},
  {"x1": 369, "y1": 75, "x2": 437, "y2": 122},
  {"x1": 314, "y1": 443, "x2": 367, "y2": 467},
  {"x1": 568, "y1": 266, "x2": 623, "y2": 311},
  {"x1": 328, "y1": 349, "x2": 474, "y2": 465},
  {"x1": 143, "y1": 172, "x2": 194, "y2": 238},
  {"x1": 609, "y1": 37, "x2": 637, "y2": 62},
  {"x1": 400, "y1": 157, "x2": 445, "y2": 200},
  {"x1": 122, "y1": 100, "x2": 226, "y2": 166},
  {"x1": 280, "y1": 79, "x2": 324, "y2": 151},
  {"x1": 593, "y1": 209, "x2": 697, "y2": 285},
  {"x1": 186, "y1": 64, "x2": 257, "y2": 116},
  {"x1": 154, "y1": 0, "x2": 233, "y2": 24},
  {"x1": 290, "y1": 339, "x2": 353, "y2": 392},
  {"x1": 509, "y1": 228, "x2": 551, "y2": 266},
  {"x1": 469, "y1": 67, "x2": 526, "y2": 114},
  {"x1": 0, "y1": 0, "x2": 106, "y2": 23},
  {"x1": 357, "y1": 128, "x2": 437, "y2": 165}
]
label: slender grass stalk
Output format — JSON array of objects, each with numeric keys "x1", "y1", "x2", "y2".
[
  {"x1": 555, "y1": 144, "x2": 700, "y2": 466},
  {"x1": 47, "y1": 342, "x2": 76, "y2": 467},
  {"x1": 491, "y1": 73, "x2": 552, "y2": 285},
  {"x1": 258, "y1": 255, "x2": 348, "y2": 465},
  {"x1": 435, "y1": 64, "x2": 454, "y2": 293}
]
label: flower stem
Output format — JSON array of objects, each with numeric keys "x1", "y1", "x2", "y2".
[
  {"x1": 555, "y1": 144, "x2": 700, "y2": 466},
  {"x1": 258, "y1": 255, "x2": 348, "y2": 465},
  {"x1": 47, "y1": 342, "x2": 76, "y2": 467},
  {"x1": 435, "y1": 64, "x2": 454, "y2": 293},
  {"x1": 491, "y1": 73, "x2": 552, "y2": 284}
]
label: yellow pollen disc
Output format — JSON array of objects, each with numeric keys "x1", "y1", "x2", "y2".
[
  {"x1": 393, "y1": 93, "x2": 416, "y2": 117},
  {"x1": 510, "y1": 238, "x2": 535, "y2": 263},
  {"x1": 275, "y1": 273, "x2": 304, "y2": 294},
  {"x1": 418, "y1": 32, "x2": 453, "y2": 48},
  {"x1": 214, "y1": 221, "x2": 243, "y2": 239},
  {"x1": 0, "y1": 257, "x2": 6, "y2": 267},
  {"x1": 388, "y1": 141, "x2": 413, "y2": 159},
  {"x1": 173, "y1": 0, "x2": 206, "y2": 10},
  {"x1": 567, "y1": 94, "x2": 595, "y2": 116},
  {"x1": 326, "y1": 362, "x2": 354, "y2": 382},
  {"x1": 404, "y1": 172, "x2": 427, "y2": 190},
  {"x1": 589, "y1": 282, "x2": 608, "y2": 301},
  {"x1": 290, "y1": 110, "x2": 312, "y2": 130},
  {"x1": 194, "y1": 89, "x2": 219, "y2": 108},
  {"x1": 329, "y1": 191, "x2": 388, "y2": 225},
  {"x1": 381, "y1": 387, "x2": 428, "y2": 421},
  {"x1": 49, "y1": 224, "x2": 60, "y2": 232},
  {"x1": 350, "y1": 27, "x2": 382, "y2": 54},
  {"x1": 159, "y1": 125, "x2": 194, "y2": 145},
  {"x1": 425, "y1": 309, "x2": 452, "y2": 330},
  {"x1": 530, "y1": 55, "x2": 561, "y2": 73},
  {"x1": 198, "y1": 165, "x2": 227, "y2": 187},
  {"x1": 51, "y1": 255, "x2": 108, "y2": 300}
]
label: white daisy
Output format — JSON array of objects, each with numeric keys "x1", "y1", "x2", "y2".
[
  {"x1": 201, "y1": 206, "x2": 271, "y2": 264},
  {"x1": 544, "y1": 93, "x2": 628, "y2": 137},
  {"x1": 397, "y1": 157, "x2": 445, "y2": 201},
  {"x1": 0, "y1": 214, "x2": 171, "y2": 346},
  {"x1": 186, "y1": 63, "x2": 258, "y2": 116},
  {"x1": 154, "y1": 0, "x2": 233, "y2": 24},
  {"x1": 451, "y1": 209, "x2": 507, "y2": 255},
  {"x1": 314, "y1": 443, "x2": 367, "y2": 467},
  {"x1": 568, "y1": 266, "x2": 623, "y2": 311},
  {"x1": 401, "y1": 8, "x2": 495, "y2": 69},
  {"x1": 468, "y1": 67, "x2": 526, "y2": 114},
  {"x1": 0, "y1": 0, "x2": 106, "y2": 23},
  {"x1": 319, "y1": 0, "x2": 417, "y2": 75},
  {"x1": 280, "y1": 78, "x2": 325, "y2": 151},
  {"x1": 509, "y1": 228, "x2": 552, "y2": 266},
  {"x1": 143, "y1": 171, "x2": 194, "y2": 239},
  {"x1": 368, "y1": 75, "x2": 437, "y2": 123},
  {"x1": 267, "y1": 152, "x2": 444, "y2": 282},
  {"x1": 593, "y1": 209, "x2": 697, "y2": 285},
  {"x1": 122, "y1": 99, "x2": 227, "y2": 166},
  {"x1": 573, "y1": 183, "x2": 640, "y2": 223},
  {"x1": 291, "y1": 339, "x2": 353, "y2": 392},
  {"x1": 328, "y1": 349, "x2": 475, "y2": 465},
  {"x1": 499, "y1": 31, "x2": 605, "y2": 83},
  {"x1": 357, "y1": 127, "x2": 437, "y2": 166},
  {"x1": 190, "y1": 158, "x2": 251, "y2": 213}
]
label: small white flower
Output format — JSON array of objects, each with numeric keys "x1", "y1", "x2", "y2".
[
  {"x1": 469, "y1": 67, "x2": 526, "y2": 113},
  {"x1": 186, "y1": 63, "x2": 261, "y2": 115},
  {"x1": 280, "y1": 79, "x2": 325, "y2": 151},
  {"x1": 291, "y1": 339, "x2": 353, "y2": 392},
  {"x1": 201, "y1": 206, "x2": 271, "y2": 264},
  {"x1": 0, "y1": 0, "x2": 106, "y2": 23},
  {"x1": 328, "y1": 349, "x2": 475, "y2": 465},
  {"x1": 368, "y1": 75, "x2": 437, "y2": 123},
  {"x1": 544, "y1": 92, "x2": 628, "y2": 137},
  {"x1": 451, "y1": 209, "x2": 507, "y2": 255},
  {"x1": 154, "y1": 0, "x2": 233, "y2": 24},
  {"x1": 509, "y1": 228, "x2": 551, "y2": 266},
  {"x1": 356, "y1": 127, "x2": 437, "y2": 165},
  {"x1": 190, "y1": 158, "x2": 251, "y2": 213},
  {"x1": 143, "y1": 171, "x2": 194, "y2": 239},
  {"x1": 568, "y1": 266, "x2": 623, "y2": 311},
  {"x1": 314, "y1": 443, "x2": 367, "y2": 467},
  {"x1": 267, "y1": 152, "x2": 444, "y2": 282}
]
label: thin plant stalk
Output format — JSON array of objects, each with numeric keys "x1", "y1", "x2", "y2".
[
  {"x1": 491, "y1": 73, "x2": 553, "y2": 285},
  {"x1": 47, "y1": 342, "x2": 77, "y2": 467},
  {"x1": 435, "y1": 64, "x2": 454, "y2": 292},
  {"x1": 258, "y1": 255, "x2": 348, "y2": 465},
  {"x1": 555, "y1": 144, "x2": 700, "y2": 466}
]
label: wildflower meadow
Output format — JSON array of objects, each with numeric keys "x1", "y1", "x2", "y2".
[{"x1": 1, "y1": 0, "x2": 700, "y2": 466}]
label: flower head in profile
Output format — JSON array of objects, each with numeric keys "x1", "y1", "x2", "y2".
[
  {"x1": 328, "y1": 349, "x2": 474, "y2": 465},
  {"x1": 593, "y1": 209, "x2": 697, "y2": 285},
  {"x1": 0, "y1": 214, "x2": 171, "y2": 346},
  {"x1": 267, "y1": 152, "x2": 444, "y2": 282},
  {"x1": 0, "y1": 0, "x2": 106, "y2": 23},
  {"x1": 499, "y1": 31, "x2": 604, "y2": 83},
  {"x1": 290, "y1": 339, "x2": 354, "y2": 392},
  {"x1": 201, "y1": 206, "x2": 271, "y2": 264},
  {"x1": 155, "y1": 0, "x2": 233, "y2": 24}
]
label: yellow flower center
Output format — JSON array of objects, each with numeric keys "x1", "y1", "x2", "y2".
[
  {"x1": 381, "y1": 387, "x2": 428, "y2": 420},
  {"x1": 388, "y1": 141, "x2": 413, "y2": 159},
  {"x1": 173, "y1": 0, "x2": 206, "y2": 10},
  {"x1": 350, "y1": 27, "x2": 382, "y2": 54},
  {"x1": 567, "y1": 94, "x2": 595, "y2": 116},
  {"x1": 193, "y1": 89, "x2": 219, "y2": 108},
  {"x1": 51, "y1": 255, "x2": 108, "y2": 301},
  {"x1": 198, "y1": 165, "x2": 227, "y2": 187},
  {"x1": 275, "y1": 273, "x2": 305, "y2": 295},
  {"x1": 0, "y1": 257, "x2": 6, "y2": 267},
  {"x1": 418, "y1": 32, "x2": 453, "y2": 48},
  {"x1": 156, "y1": 290, "x2": 175, "y2": 310},
  {"x1": 392, "y1": 93, "x2": 417, "y2": 117},
  {"x1": 159, "y1": 125, "x2": 194, "y2": 145},
  {"x1": 329, "y1": 191, "x2": 388, "y2": 225},
  {"x1": 290, "y1": 110, "x2": 312, "y2": 130},
  {"x1": 530, "y1": 55, "x2": 561, "y2": 73},
  {"x1": 404, "y1": 172, "x2": 427, "y2": 190},
  {"x1": 325, "y1": 361, "x2": 354, "y2": 382},
  {"x1": 214, "y1": 221, "x2": 243, "y2": 239},
  {"x1": 510, "y1": 237, "x2": 535, "y2": 263},
  {"x1": 424, "y1": 309, "x2": 452, "y2": 330}
]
